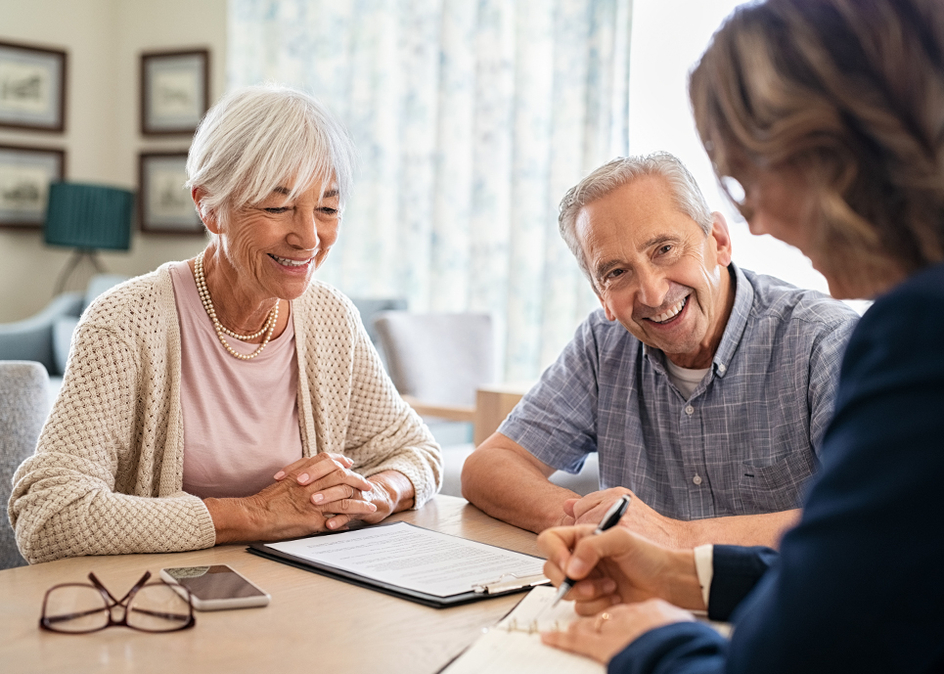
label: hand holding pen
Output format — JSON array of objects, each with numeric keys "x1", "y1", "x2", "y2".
[{"x1": 550, "y1": 494, "x2": 632, "y2": 608}]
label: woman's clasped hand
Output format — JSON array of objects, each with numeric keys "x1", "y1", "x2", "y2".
[
  {"x1": 209, "y1": 453, "x2": 417, "y2": 544},
  {"x1": 272, "y1": 453, "x2": 386, "y2": 528}
]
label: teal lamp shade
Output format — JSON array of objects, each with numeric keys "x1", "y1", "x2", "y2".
[{"x1": 44, "y1": 182, "x2": 134, "y2": 251}]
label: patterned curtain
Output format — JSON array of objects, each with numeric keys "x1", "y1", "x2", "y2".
[{"x1": 228, "y1": 0, "x2": 632, "y2": 381}]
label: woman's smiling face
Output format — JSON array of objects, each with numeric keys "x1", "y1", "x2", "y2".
[{"x1": 213, "y1": 178, "x2": 341, "y2": 302}]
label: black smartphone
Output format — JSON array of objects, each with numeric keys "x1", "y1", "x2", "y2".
[{"x1": 160, "y1": 564, "x2": 270, "y2": 611}]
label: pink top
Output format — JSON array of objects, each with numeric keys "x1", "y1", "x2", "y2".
[{"x1": 170, "y1": 261, "x2": 304, "y2": 498}]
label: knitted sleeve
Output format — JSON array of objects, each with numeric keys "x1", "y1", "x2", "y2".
[
  {"x1": 9, "y1": 273, "x2": 216, "y2": 563},
  {"x1": 295, "y1": 284, "x2": 443, "y2": 506}
]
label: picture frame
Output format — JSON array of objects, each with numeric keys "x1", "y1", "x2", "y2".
[
  {"x1": 0, "y1": 144, "x2": 65, "y2": 229},
  {"x1": 0, "y1": 40, "x2": 67, "y2": 132},
  {"x1": 138, "y1": 151, "x2": 204, "y2": 234},
  {"x1": 140, "y1": 49, "x2": 209, "y2": 135}
]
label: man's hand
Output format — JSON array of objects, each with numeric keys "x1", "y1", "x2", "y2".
[
  {"x1": 566, "y1": 487, "x2": 632, "y2": 523},
  {"x1": 564, "y1": 487, "x2": 800, "y2": 549},
  {"x1": 565, "y1": 487, "x2": 688, "y2": 549}
]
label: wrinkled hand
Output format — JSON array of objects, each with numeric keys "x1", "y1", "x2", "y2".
[
  {"x1": 273, "y1": 457, "x2": 413, "y2": 531},
  {"x1": 565, "y1": 487, "x2": 687, "y2": 549},
  {"x1": 268, "y1": 453, "x2": 377, "y2": 532},
  {"x1": 564, "y1": 487, "x2": 633, "y2": 525},
  {"x1": 207, "y1": 454, "x2": 396, "y2": 543},
  {"x1": 538, "y1": 525, "x2": 705, "y2": 615},
  {"x1": 541, "y1": 600, "x2": 695, "y2": 663}
]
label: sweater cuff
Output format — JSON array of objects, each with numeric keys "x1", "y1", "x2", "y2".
[{"x1": 362, "y1": 452, "x2": 440, "y2": 508}]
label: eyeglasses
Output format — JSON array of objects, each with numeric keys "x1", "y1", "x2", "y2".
[{"x1": 40, "y1": 570, "x2": 195, "y2": 634}]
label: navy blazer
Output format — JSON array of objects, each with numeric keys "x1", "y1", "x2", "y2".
[
  {"x1": 609, "y1": 261, "x2": 944, "y2": 674},
  {"x1": 707, "y1": 545, "x2": 777, "y2": 622}
]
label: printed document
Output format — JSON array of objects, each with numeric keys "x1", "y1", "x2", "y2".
[{"x1": 264, "y1": 521, "x2": 546, "y2": 598}]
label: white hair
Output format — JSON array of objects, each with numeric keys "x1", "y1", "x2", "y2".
[
  {"x1": 558, "y1": 152, "x2": 714, "y2": 285},
  {"x1": 186, "y1": 84, "x2": 356, "y2": 226}
]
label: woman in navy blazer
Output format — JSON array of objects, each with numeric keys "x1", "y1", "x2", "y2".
[{"x1": 537, "y1": 0, "x2": 944, "y2": 671}]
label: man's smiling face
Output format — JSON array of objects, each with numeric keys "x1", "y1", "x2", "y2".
[{"x1": 576, "y1": 175, "x2": 735, "y2": 369}]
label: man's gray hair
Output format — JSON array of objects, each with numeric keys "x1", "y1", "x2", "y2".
[
  {"x1": 558, "y1": 152, "x2": 714, "y2": 284},
  {"x1": 186, "y1": 83, "x2": 356, "y2": 228}
]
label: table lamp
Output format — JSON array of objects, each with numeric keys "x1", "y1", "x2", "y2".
[{"x1": 44, "y1": 182, "x2": 134, "y2": 294}]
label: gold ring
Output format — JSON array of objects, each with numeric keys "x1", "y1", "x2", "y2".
[{"x1": 594, "y1": 612, "x2": 611, "y2": 633}]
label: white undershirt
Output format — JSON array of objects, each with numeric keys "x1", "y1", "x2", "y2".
[{"x1": 664, "y1": 359, "x2": 710, "y2": 399}]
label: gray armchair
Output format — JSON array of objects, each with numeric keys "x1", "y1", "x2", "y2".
[
  {"x1": 373, "y1": 310, "x2": 600, "y2": 498},
  {"x1": 348, "y1": 297, "x2": 407, "y2": 370},
  {"x1": 0, "y1": 275, "x2": 127, "y2": 389},
  {"x1": 373, "y1": 311, "x2": 495, "y2": 426},
  {"x1": 0, "y1": 292, "x2": 82, "y2": 377},
  {"x1": 0, "y1": 361, "x2": 49, "y2": 569},
  {"x1": 373, "y1": 312, "x2": 495, "y2": 495}
]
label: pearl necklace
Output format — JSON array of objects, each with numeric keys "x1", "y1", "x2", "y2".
[{"x1": 194, "y1": 252, "x2": 279, "y2": 361}]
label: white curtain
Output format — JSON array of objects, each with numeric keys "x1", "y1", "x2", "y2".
[{"x1": 228, "y1": 0, "x2": 633, "y2": 381}]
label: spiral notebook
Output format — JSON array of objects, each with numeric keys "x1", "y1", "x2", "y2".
[
  {"x1": 440, "y1": 584, "x2": 734, "y2": 672},
  {"x1": 439, "y1": 585, "x2": 605, "y2": 673}
]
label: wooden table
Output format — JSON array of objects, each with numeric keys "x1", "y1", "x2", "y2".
[{"x1": 0, "y1": 495, "x2": 541, "y2": 674}]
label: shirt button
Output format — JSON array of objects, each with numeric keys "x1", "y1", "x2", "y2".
[
  {"x1": 717, "y1": 363, "x2": 727, "y2": 373},
  {"x1": 693, "y1": 474, "x2": 703, "y2": 485},
  {"x1": 685, "y1": 405, "x2": 694, "y2": 415}
]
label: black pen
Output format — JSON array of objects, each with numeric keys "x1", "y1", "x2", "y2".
[{"x1": 550, "y1": 494, "x2": 632, "y2": 608}]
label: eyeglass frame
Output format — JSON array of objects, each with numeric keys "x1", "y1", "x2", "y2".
[{"x1": 39, "y1": 570, "x2": 195, "y2": 634}]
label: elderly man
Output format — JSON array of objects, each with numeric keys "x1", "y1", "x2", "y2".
[{"x1": 461, "y1": 152, "x2": 859, "y2": 549}]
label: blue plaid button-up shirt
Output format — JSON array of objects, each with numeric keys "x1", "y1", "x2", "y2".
[{"x1": 499, "y1": 264, "x2": 859, "y2": 520}]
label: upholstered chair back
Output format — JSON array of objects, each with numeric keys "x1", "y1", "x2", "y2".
[{"x1": 0, "y1": 360, "x2": 49, "y2": 569}]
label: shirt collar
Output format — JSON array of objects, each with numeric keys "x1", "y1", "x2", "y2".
[
  {"x1": 710, "y1": 262, "x2": 752, "y2": 378},
  {"x1": 643, "y1": 263, "x2": 751, "y2": 379}
]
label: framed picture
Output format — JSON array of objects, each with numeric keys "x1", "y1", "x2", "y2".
[
  {"x1": 138, "y1": 151, "x2": 203, "y2": 234},
  {"x1": 0, "y1": 40, "x2": 67, "y2": 132},
  {"x1": 0, "y1": 144, "x2": 65, "y2": 229},
  {"x1": 140, "y1": 49, "x2": 209, "y2": 135}
]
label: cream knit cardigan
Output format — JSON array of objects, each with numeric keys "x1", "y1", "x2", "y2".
[{"x1": 10, "y1": 264, "x2": 442, "y2": 564}]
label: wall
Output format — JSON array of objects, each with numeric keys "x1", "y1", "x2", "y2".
[{"x1": 0, "y1": 0, "x2": 227, "y2": 322}]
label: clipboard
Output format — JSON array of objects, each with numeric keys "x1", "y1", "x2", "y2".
[{"x1": 247, "y1": 521, "x2": 549, "y2": 609}]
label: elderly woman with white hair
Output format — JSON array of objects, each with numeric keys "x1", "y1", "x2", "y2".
[{"x1": 10, "y1": 85, "x2": 442, "y2": 563}]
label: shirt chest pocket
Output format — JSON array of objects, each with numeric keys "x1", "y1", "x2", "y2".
[{"x1": 737, "y1": 450, "x2": 817, "y2": 512}]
